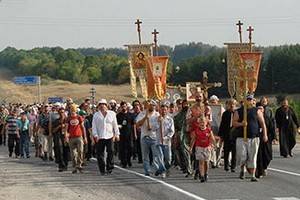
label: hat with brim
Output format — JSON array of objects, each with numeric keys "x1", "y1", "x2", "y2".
[
  {"x1": 150, "y1": 99, "x2": 157, "y2": 106},
  {"x1": 98, "y1": 99, "x2": 107, "y2": 105}
]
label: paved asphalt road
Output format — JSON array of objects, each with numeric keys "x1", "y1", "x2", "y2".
[{"x1": 0, "y1": 144, "x2": 299, "y2": 200}]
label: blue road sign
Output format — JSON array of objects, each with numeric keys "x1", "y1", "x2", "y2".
[
  {"x1": 48, "y1": 97, "x2": 64, "y2": 104},
  {"x1": 13, "y1": 76, "x2": 40, "y2": 85}
]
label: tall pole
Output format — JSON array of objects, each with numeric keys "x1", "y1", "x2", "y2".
[
  {"x1": 135, "y1": 19, "x2": 142, "y2": 44},
  {"x1": 152, "y1": 29, "x2": 159, "y2": 56},
  {"x1": 242, "y1": 26, "x2": 254, "y2": 140},
  {"x1": 38, "y1": 76, "x2": 41, "y2": 104},
  {"x1": 247, "y1": 26, "x2": 254, "y2": 52},
  {"x1": 236, "y1": 20, "x2": 243, "y2": 43}
]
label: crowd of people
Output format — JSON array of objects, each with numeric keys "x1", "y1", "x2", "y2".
[{"x1": 0, "y1": 93, "x2": 299, "y2": 183}]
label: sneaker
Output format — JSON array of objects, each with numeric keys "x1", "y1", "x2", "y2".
[
  {"x1": 72, "y1": 169, "x2": 77, "y2": 174},
  {"x1": 155, "y1": 170, "x2": 161, "y2": 176},
  {"x1": 204, "y1": 174, "x2": 208, "y2": 182},
  {"x1": 58, "y1": 168, "x2": 64, "y2": 172},
  {"x1": 107, "y1": 169, "x2": 112, "y2": 174},
  {"x1": 78, "y1": 167, "x2": 83, "y2": 173},
  {"x1": 49, "y1": 157, "x2": 54, "y2": 161},
  {"x1": 145, "y1": 173, "x2": 150, "y2": 176},
  {"x1": 239, "y1": 171, "x2": 245, "y2": 180},
  {"x1": 251, "y1": 177, "x2": 258, "y2": 182},
  {"x1": 231, "y1": 169, "x2": 236, "y2": 173},
  {"x1": 26, "y1": 155, "x2": 30, "y2": 159},
  {"x1": 185, "y1": 173, "x2": 192, "y2": 178},
  {"x1": 161, "y1": 173, "x2": 166, "y2": 179},
  {"x1": 200, "y1": 176, "x2": 205, "y2": 183}
]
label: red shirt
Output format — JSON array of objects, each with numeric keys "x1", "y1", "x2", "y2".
[
  {"x1": 67, "y1": 115, "x2": 83, "y2": 138},
  {"x1": 192, "y1": 122, "x2": 211, "y2": 148}
]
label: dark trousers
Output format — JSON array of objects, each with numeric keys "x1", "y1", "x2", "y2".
[
  {"x1": 53, "y1": 132, "x2": 69, "y2": 169},
  {"x1": 119, "y1": 135, "x2": 132, "y2": 167},
  {"x1": 85, "y1": 132, "x2": 93, "y2": 160},
  {"x1": 20, "y1": 130, "x2": 30, "y2": 157},
  {"x1": 0, "y1": 125, "x2": 6, "y2": 145},
  {"x1": 96, "y1": 138, "x2": 114, "y2": 173},
  {"x1": 132, "y1": 134, "x2": 143, "y2": 163},
  {"x1": 8, "y1": 134, "x2": 20, "y2": 156},
  {"x1": 223, "y1": 140, "x2": 236, "y2": 170}
]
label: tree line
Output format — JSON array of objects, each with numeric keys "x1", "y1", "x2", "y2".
[{"x1": 0, "y1": 43, "x2": 300, "y2": 97}]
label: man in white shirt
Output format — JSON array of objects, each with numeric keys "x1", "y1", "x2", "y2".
[
  {"x1": 153, "y1": 104, "x2": 175, "y2": 178},
  {"x1": 92, "y1": 99, "x2": 120, "y2": 175},
  {"x1": 136, "y1": 100, "x2": 160, "y2": 176}
]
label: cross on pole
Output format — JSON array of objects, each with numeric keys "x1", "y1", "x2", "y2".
[
  {"x1": 247, "y1": 26, "x2": 254, "y2": 52},
  {"x1": 236, "y1": 20, "x2": 243, "y2": 43},
  {"x1": 199, "y1": 71, "x2": 222, "y2": 102},
  {"x1": 135, "y1": 19, "x2": 142, "y2": 44},
  {"x1": 152, "y1": 29, "x2": 159, "y2": 56}
]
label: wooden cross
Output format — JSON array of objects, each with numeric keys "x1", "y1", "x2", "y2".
[
  {"x1": 135, "y1": 19, "x2": 142, "y2": 44},
  {"x1": 247, "y1": 26, "x2": 254, "y2": 51},
  {"x1": 199, "y1": 71, "x2": 222, "y2": 102},
  {"x1": 152, "y1": 29, "x2": 159, "y2": 56},
  {"x1": 236, "y1": 20, "x2": 243, "y2": 43}
]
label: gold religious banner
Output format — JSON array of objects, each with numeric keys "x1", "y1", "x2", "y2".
[
  {"x1": 224, "y1": 43, "x2": 252, "y2": 99},
  {"x1": 146, "y1": 56, "x2": 169, "y2": 100},
  {"x1": 125, "y1": 44, "x2": 153, "y2": 99},
  {"x1": 238, "y1": 52, "x2": 263, "y2": 94}
]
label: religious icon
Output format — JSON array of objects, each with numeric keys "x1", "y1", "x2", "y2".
[
  {"x1": 153, "y1": 62, "x2": 163, "y2": 76},
  {"x1": 186, "y1": 82, "x2": 201, "y2": 102},
  {"x1": 165, "y1": 86, "x2": 183, "y2": 104},
  {"x1": 133, "y1": 52, "x2": 147, "y2": 69}
]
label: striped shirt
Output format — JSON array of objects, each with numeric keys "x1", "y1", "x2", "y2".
[{"x1": 6, "y1": 115, "x2": 19, "y2": 135}]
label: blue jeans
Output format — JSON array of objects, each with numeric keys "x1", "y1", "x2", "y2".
[
  {"x1": 20, "y1": 130, "x2": 30, "y2": 157},
  {"x1": 141, "y1": 136, "x2": 159, "y2": 175},
  {"x1": 156, "y1": 144, "x2": 172, "y2": 173}
]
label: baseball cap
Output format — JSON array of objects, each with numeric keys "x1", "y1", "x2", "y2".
[{"x1": 246, "y1": 94, "x2": 255, "y2": 100}]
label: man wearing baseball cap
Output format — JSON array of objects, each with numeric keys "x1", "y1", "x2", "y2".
[
  {"x1": 92, "y1": 99, "x2": 120, "y2": 175},
  {"x1": 233, "y1": 94, "x2": 268, "y2": 182}
]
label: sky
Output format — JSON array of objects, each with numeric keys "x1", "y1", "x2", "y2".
[{"x1": 0, "y1": 0, "x2": 299, "y2": 50}]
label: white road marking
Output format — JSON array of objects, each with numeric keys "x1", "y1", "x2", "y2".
[
  {"x1": 269, "y1": 168, "x2": 300, "y2": 177},
  {"x1": 273, "y1": 197, "x2": 300, "y2": 200},
  {"x1": 114, "y1": 165, "x2": 206, "y2": 200}
]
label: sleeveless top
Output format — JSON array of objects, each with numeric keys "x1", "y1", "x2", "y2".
[{"x1": 237, "y1": 107, "x2": 260, "y2": 138}]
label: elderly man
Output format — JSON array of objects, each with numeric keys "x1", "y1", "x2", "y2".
[
  {"x1": 92, "y1": 99, "x2": 120, "y2": 175},
  {"x1": 136, "y1": 100, "x2": 160, "y2": 176},
  {"x1": 209, "y1": 95, "x2": 225, "y2": 168},
  {"x1": 233, "y1": 94, "x2": 268, "y2": 182}
]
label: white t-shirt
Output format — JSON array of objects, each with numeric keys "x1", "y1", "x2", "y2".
[{"x1": 136, "y1": 110, "x2": 160, "y2": 139}]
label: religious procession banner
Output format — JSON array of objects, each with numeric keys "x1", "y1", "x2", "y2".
[
  {"x1": 165, "y1": 86, "x2": 184, "y2": 104},
  {"x1": 146, "y1": 56, "x2": 169, "y2": 100},
  {"x1": 238, "y1": 52, "x2": 263, "y2": 94},
  {"x1": 224, "y1": 43, "x2": 251, "y2": 98},
  {"x1": 126, "y1": 44, "x2": 153, "y2": 99}
]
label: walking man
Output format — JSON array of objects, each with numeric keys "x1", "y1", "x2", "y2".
[{"x1": 92, "y1": 99, "x2": 120, "y2": 175}]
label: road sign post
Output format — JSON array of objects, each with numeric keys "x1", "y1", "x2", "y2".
[{"x1": 13, "y1": 76, "x2": 41, "y2": 103}]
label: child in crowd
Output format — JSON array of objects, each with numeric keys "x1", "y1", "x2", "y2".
[{"x1": 190, "y1": 115, "x2": 215, "y2": 183}]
